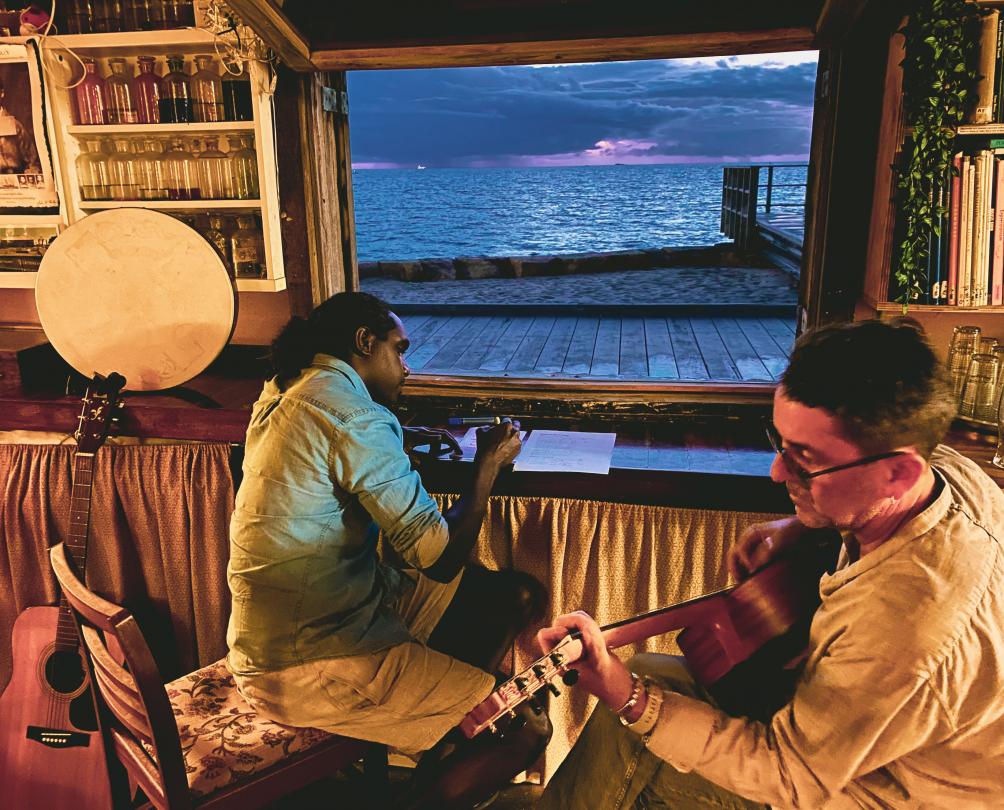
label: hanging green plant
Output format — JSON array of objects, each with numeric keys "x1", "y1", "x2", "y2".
[{"x1": 892, "y1": 0, "x2": 979, "y2": 309}]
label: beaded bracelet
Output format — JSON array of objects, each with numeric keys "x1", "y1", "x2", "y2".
[
  {"x1": 614, "y1": 671, "x2": 643, "y2": 718},
  {"x1": 622, "y1": 680, "x2": 664, "y2": 736}
]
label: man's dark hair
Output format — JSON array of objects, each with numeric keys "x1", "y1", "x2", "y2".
[
  {"x1": 269, "y1": 292, "x2": 396, "y2": 389},
  {"x1": 781, "y1": 318, "x2": 955, "y2": 458}
]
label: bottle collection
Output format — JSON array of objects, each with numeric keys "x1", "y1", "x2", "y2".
[
  {"x1": 65, "y1": 0, "x2": 196, "y2": 34},
  {"x1": 74, "y1": 54, "x2": 253, "y2": 126},
  {"x1": 173, "y1": 213, "x2": 266, "y2": 279},
  {"x1": 75, "y1": 134, "x2": 260, "y2": 201}
]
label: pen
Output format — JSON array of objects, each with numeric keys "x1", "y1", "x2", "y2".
[{"x1": 448, "y1": 416, "x2": 503, "y2": 426}]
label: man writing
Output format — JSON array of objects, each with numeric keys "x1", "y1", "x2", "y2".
[
  {"x1": 537, "y1": 319, "x2": 1004, "y2": 807},
  {"x1": 227, "y1": 292, "x2": 550, "y2": 809}
]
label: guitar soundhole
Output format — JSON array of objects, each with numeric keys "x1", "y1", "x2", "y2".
[{"x1": 44, "y1": 649, "x2": 86, "y2": 695}]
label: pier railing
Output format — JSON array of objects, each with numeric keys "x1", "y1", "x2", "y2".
[{"x1": 720, "y1": 164, "x2": 808, "y2": 248}]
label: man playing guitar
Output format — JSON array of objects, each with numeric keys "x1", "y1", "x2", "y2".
[{"x1": 535, "y1": 319, "x2": 1004, "y2": 808}]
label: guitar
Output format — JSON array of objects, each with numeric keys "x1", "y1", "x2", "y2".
[
  {"x1": 0, "y1": 373, "x2": 125, "y2": 808},
  {"x1": 461, "y1": 538, "x2": 837, "y2": 737}
]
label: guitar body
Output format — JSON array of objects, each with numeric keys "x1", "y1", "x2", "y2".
[{"x1": 0, "y1": 607, "x2": 112, "y2": 808}]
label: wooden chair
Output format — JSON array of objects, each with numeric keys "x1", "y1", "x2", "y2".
[{"x1": 49, "y1": 542, "x2": 388, "y2": 809}]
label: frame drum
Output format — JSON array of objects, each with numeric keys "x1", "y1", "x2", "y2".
[{"x1": 35, "y1": 209, "x2": 236, "y2": 392}]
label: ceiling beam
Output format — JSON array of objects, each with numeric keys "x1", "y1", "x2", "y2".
[
  {"x1": 814, "y1": 0, "x2": 872, "y2": 46},
  {"x1": 225, "y1": 0, "x2": 315, "y2": 71},
  {"x1": 309, "y1": 27, "x2": 816, "y2": 71}
]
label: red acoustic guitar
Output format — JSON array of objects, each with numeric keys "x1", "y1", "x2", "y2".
[
  {"x1": 0, "y1": 373, "x2": 125, "y2": 808},
  {"x1": 461, "y1": 539, "x2": 837, "y2": 737}
]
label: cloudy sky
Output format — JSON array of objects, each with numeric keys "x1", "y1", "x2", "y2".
[{"x1": 347, "y1": 51, "x2": 818, "y2": 169}]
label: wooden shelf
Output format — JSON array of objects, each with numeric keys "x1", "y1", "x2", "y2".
[
  {"x1": 0, "y1": 214, "x2": 62, "y2": 226},
  {"x1": 67, "y1": 122, "x2": 255, "y2": 136},
  {"x1": 78, "y1": 199, "x2": 262, "y2": 211},
  {"x1": 957, "y1": 123, "x2": 1004, "y2": 135},
  {"x1": 41, "y1": 28, "x2": 218, "y2": 53},
  {"x1": 235, "y1": 276, "x2": 286, "y2": 292},
  {"x1": 874, "y1": 302, "x2": 1004, "y2": 314},
  {"x1": 0, "y1": 272, "x2": 38, "y2": 288}
]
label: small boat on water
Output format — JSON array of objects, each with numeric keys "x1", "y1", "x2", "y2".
[{"x1": 417, "y1": 164, "x2": 426, "y2": 170}]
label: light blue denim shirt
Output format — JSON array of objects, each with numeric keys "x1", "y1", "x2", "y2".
[{"x1": 227, "y1": 354, "x2": 449, "y2": 675}]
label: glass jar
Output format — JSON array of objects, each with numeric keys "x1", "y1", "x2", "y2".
[
  {"x1": 159, "y1": 54, "x2": 193, "y2": 124},
  {"x1": 92, "y1": 0, "x2": 123, "y2": 32},
  {"x1": 132, "y1": 55, "x2": 161, "y2": 124},
  {"x1": 221, "y1": 63, "x2": 253, "y2": 121},
  {"x1": 231, "y1": 215, "x2": 265, "y2": 279},
  {"x1": 191, "y1": 55, "x2": 223, "y2": 122},
  {"x1": 203, "y1": 214, "x2": 233, "y2": 275},
  {"x1": 76, "y1": 139, "x2": 110, "y2": 201},
  {"x1": 107, "y1": 139, "x2": 141, "y2": 201},
  {"x1": 123, "y1": 0, "x2": 151, "y2": 31},
  {"x1": 105, "y1": 58, "x2": 138, "y2": 124},
  {"x1": 135, "y1": 139, "x2": 167, "y2": 200},
  {"x1": 947, "y1": 325, "x2": 981, "y2": 407},
  {"x1": 161, "y1": 138, "x2": 200, "y2": 200},
  {"x1": 74, "y1": 58, "x2": 107, "y2": 125},
  {"x1": 228, "y1": 134, "x2": 259, "y2": 199},
  {"x1": 66, "y1": 0, "x2": 95, "y2": 34},
  {"x1": 193, "y1": 136, "x2": 230, "y2": 199},
  {"x1": 960, "y1": 353, "x2": 1000, "y2": 421}
]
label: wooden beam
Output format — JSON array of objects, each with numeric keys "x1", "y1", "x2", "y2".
[
  {"x1": 309, "y1": 28, "x2": 816, "y2": 70},
  {"x1": 814, "y1": 0, "x2": 873, "y2": 46},
  {"x1": 225, "y1": 0, "x2": 315, "y2": 71}
]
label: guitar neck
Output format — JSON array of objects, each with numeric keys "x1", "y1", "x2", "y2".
[
  {"x1": 600, "y1": 585, "x2": 731, "y2": 650},
  {"x1": 55, "y1": 452, "x2": 95, "y2": 654}
]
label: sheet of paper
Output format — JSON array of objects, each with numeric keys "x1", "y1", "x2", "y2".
[
  {"x1": 513, "y1": 430, "x2": 617, "y2": 475},
  {"x1": 457, "y1": 427, "x2": 527, "y2": 461}
]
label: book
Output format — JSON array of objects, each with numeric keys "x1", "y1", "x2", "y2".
[
  {"x1": 972, "y1": 152, "x2": 988, "y2": 305},
  {"x1": 993, "y1": 157, "x2": 1004, "y2": 304},
  {"x1": 959, "y1": 158, "x2": 975, "y2": 306},
  {"x1": 969, "y1": 9, "x2": 1000, "y2": 124},
  {"x1": 948, "y1": 152, "x2": 963, "y2": 305}
]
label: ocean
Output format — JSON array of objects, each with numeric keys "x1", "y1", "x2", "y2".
[{"x1": 351, "y1": 163, "x2": 807, "y2": 263}]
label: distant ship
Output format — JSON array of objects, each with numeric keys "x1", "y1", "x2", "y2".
[{"x1": 417, "y1": 164, "x2": 427, "y2": 170}]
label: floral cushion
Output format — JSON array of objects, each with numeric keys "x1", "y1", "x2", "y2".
[{"x1": 165, "y1": 659, "x2": 336, "y2": 797}]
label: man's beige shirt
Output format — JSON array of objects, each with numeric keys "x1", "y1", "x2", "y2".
[{"x1": 647, "y1": 445, "x2": 1004, "y2": 808}]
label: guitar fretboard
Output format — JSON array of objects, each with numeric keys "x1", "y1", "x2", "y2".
[{"x1": 55, "y1": 452, "x2": 95, "y2": 654}]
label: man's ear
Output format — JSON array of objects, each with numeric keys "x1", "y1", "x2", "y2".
[
  {"x1": 354, "y1": 326, "x2": 375, "y2": 356},
  {"x1": 887, "y1": 452, "x2": 927, "y2": 498}
]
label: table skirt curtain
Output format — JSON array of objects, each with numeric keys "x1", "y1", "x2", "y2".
[
  {"x1": 0, "y1": 442, "x2": 234, "y2": 693},
  {"x1": 436, "y1": 493, "x2": 786, "y2": 781}
]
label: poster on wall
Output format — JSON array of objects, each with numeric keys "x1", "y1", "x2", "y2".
[{"x1": 0, "y1": 43, "x2": 58, "y2": 210}]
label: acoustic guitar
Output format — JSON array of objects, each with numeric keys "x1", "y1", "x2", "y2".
[
  {"x1": 0, "y1": 373, "x2": 125, "y2": 808},
  {"x1": 461, "y1": 538, "x2": 838, "y2": 737}
]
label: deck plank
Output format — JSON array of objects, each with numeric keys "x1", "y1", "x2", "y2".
[
  {"x1": 507, "y1": 317, "x2": 557, "y2": 373},
  {"x1": 737, "y1": 319, "x2": 789, "y2": 379},
  {"x1": 590, "y1": 318, "x2": 622, "y2": 376},
  {"x1": 762, "y1": 317, "x2": 796, "y2": 343},
  {"x1": 619, "y1": 318, "x2": 649, "y2": 377},
  {"x1": 666, "y1": 318, "x2": 710, "y2": 380},
  {"x1": 400, "y1": 314, "x2": 431, "y2": 333},
  {"x1": 689, "y1": 318, "x2": 740, "y2": 381},
  {"x1": 563, "y1": 318, "x2": 600, "y2": 375},
  {"x1": 406, "y1": 317, "x2": 473, "y2": 370},
  {"x1": 421, "y1": 316, "x2": 494, "y2": 371},
  {"x1": 644, "y1": 318, "x2": 680, "y2": 379},
  {"x1": 713, "y1": 318, "x2": 773, "y2": 381},
  {"x1": 452, "y1": 316, "x2": 514, "y2": 370},
  {"x1": 535, "y1": 317, "x2": 578, "y2": 374},
  {"x1": 479, "y1": 317, "x2": 535, "y2": 372}
]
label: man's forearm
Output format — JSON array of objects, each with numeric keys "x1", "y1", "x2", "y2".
[{"x1": 422, "y1": 462, "x2": 498, "y2": 582}]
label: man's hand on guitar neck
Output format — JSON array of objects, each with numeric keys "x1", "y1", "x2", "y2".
[
  {"x1": 728, "y1": 516, "x2": 809, "y2": 581},
  {"x1": 536, "y1": 611, "x2": 640, "y2": 720}
]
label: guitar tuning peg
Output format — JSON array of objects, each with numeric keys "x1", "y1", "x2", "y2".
[
  {"x1": 561, "y1": 668, "x2": 579, "y2": 686},
  {"x1": 547, "y1": 682, "x2": 561, "y2": 697}
]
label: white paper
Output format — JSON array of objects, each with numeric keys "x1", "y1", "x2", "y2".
[
  {"x1": 513, "y1": 430, "x2": 616, "y2": 474},
  {"x1": 456, "y1": 427, "x2": 527, "y2": 461}
]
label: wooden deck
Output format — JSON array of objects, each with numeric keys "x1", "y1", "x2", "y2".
[{"x1": 401, "y1": 313, "x2": 796, "y2": 381}]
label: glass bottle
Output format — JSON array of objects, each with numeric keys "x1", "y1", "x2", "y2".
[
  {"x1": 104, "y1": 58, "x2": 138, "y2": 124},
  {"x1": 75, "y1": 139, "x2": 110, "y2": 201},
  {"x1": 92, "y1": 0, "x2": 123, "y2": 32},
  {"x1": 107, "y1": 139, "x2": 141, "y2": 201},
  {"x1": 132, "y1": 56, "x2": 161, "y2": 124},
  {"x1": 221, "y1": 63, "x2": 253, "y2": 121},
  {"x1": 231, "y1": 215, "x2": 265, "y2": 279},
  {"x1": 135, "y1": 139, "x2": 167, "y2": 200},
  {"x1": 161, "y1": 138, "x2": 200, "y2": 200},
  {"x1": 159, "y1": 55, "x2": 193, "y2": 124},
  {"x1": 228, "y1": 134, "x2": 259, "y2": 199},
  {"x1": 66, "y1": 0, "x2": 95, "y2": 34},
  {"x1": 74, "y1": 58, "x2": 107, "y2": 126},
  {"x1": 123, "y1": 0, "x2": 151, "y2": 31},
  {"x1": 146, "y1": 0, "x2": 167, "y2": 29},
  {"x1": 193, "y1": 136, "x2": 230, "y2": 199},
  {"x1": 191, "y1": 55, "x2": 223, "y2": 122},
  {"x1": 203, "y1": 214, "x2": 233, "y2": 275},
  {"x1": 163, "y1": 0, "x2": 195, "y2": 28}
]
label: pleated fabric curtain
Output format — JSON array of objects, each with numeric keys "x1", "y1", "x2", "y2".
[
  {"x1": 0, "y1": 442, "x2": 234, "y2": 692},
  {"x1": 435, "y1": 493, "x2": 786, "y2": 781}
]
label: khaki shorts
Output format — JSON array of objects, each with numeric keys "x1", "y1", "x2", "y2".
[{"x1": 232, "y1": 569, "x2": 496, "y2": 756}]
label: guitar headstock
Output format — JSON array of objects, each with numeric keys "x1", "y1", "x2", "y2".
[
  {"x1": 74, "y1": 372, "x2": 126, "y2": 453},
  {"x1": 460, "y1": 631, "x2": 584, "y2": 738}
]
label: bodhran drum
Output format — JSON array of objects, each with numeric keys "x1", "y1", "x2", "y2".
[{"x1": 35, "y1": 209, "x2": 236, "y2": 391}]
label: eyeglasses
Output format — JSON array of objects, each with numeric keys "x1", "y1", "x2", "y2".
[{"x1": 765, "y1": 422, "x2": 909, "y2": 484}]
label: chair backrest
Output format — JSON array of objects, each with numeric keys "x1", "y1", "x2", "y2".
[{"x1": 49, "y1": 542, "x2": 194, "y2": 810}]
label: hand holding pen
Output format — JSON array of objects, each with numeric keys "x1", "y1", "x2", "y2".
[{"x1": 473, "y1": 416, "x2": 522, "y2": 469}]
